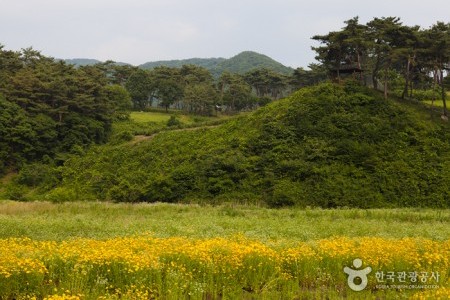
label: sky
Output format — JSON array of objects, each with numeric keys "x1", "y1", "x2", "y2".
[{"x1": 1, "y1": 0, "x2": 449, "y2": 68}]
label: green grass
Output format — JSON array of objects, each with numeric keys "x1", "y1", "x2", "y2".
[
  {"x1": 129, "y1": 111, "x2": 233, "y2": 124},
  {"x1": 423, "y1": 100, "x2": 445, "y2": 108},
  {"x1": 0, "y1": 201, "x2": 448, "y2": 241},
  {"x1": 422, "y1": 91, "x2": 449, "y2": 108},
  {"x1": 130, "y1": 111, "x2": 173, "y2": 123},
  {"x1": 0, "y1": 201, "x2": 448, "y2": 299}
]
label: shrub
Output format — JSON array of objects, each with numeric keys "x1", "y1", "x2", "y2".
[
  {"x1": 44, "y1": 187, "x2": 77, "y2": 203},
  {"x1": 167, "y1": 115, "x2": 181, "y2": 127}
]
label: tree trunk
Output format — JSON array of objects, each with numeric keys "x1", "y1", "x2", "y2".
[
  {"x1": 401, "y1": 58, "x2": 411, "y2": 99},
  {"x1": 440, "y1": 68, "x2": 448, "y2": 118},
  {"x1": 372, "y1": 56, "x2": 381, "y2": 90},
  {"x1": 383, "y1": 67, "x2": 388, "y2": 100}
]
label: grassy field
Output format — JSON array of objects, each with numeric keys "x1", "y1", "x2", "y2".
[
  {"x1": 0, "y1": 201, "x2": 448, "y2": 299},
  {"x1": 0, "y1": 201, "x2": 449, "y2": 241},
  {"x1": 129, "y1": 111, "x2": 233, "y2": 125},
  {"x1": 130, "y1": 111, "x2": 174, "y2": 123}
]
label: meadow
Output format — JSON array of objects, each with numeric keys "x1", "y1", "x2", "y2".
[{"x1": 0, "y1": 201, "x2": 448, "y2": 299}]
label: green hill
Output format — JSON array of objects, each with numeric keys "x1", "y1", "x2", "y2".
[
  {"x1": 139, "y1": 51, "x2": 293, "y2": 77},
  {"x1": 139, "y1": 57, "x2": 226, "y2": 71},
  {"x1": 214, "y1": 51, "x2": 294, "y2": 75},
  {"x1": 17, "y1": 83, "x2": 450, "y2": 208}
]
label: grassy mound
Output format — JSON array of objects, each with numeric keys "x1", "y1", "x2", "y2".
[{"x1": 28, "y1": 82, "x2": 450, "y2": 207}]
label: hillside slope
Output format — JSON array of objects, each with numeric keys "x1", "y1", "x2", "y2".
[
  {"x1": 139, "y1": 57, "x2": 226, "y2": 71},
  {"x1": 215, "y1": 51, "x2": 293, "y2": 75},
  {"x1": 46, "y1": 83, "x2": 450, "y2": 208}
]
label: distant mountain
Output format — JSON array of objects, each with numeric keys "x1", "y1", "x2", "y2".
[
  {"x1": 214, "y1": 51, "x2": 294, "y2": 76},
  {"x1": 63, "y1": 58, "x2": 130, "y2": 67},
  {"x1": 140, "y1": 51, "x2": 294, "y2": 77},
  {"x1": 140, "y1": 57, "x2": 226, "y2": 71},
  {"x1": 64, "y1": 58, "x2": 102, "y2": 67},
  {"x1": 63, "y1": 51, "x2": 294, "y2": 76}
]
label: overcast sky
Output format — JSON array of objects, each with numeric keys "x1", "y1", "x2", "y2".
[{"x1": 1, "y1": 0, "x2": 449, "y2": 68}]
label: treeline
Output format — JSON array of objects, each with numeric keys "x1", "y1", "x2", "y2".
[
  {"x1": 124, "y1": 64, "x2": 324, "y2": 114},
  {"x1": 0, "y1": 46, "x2": 132, "y2": 175},
  {"x1": 312, "y1": 17, "x2": 450, "y2": 116}
]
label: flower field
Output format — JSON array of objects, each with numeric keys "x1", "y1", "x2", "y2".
[{"x1": 0, "y1": 236, "x2": 448, "y2": 299}]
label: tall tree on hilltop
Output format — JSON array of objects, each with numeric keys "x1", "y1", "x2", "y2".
[
  {"x1": 312, "y1": 30, "x2": 348, "y2": 81},
  {"x1": 422, "y1": 22, "x2": 450, "y2": 118}
]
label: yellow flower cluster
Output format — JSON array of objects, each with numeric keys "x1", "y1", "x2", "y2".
[
  {"x1": 315, "y1": 237, "x2": 450, "y2": 269},
  {"x1": 0, "y1": 236, "x2": 448, "y2": 298},
  {"x1": 0, "y1": 238, "x2": 48, "y2": 278},
  {"x1": 410, "y1": 287, "x2": 450, "y2": 300}
]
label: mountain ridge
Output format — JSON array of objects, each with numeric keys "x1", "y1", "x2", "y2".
[{"x1": 64, "y1": 51, "x2": 294, "y2": 76}]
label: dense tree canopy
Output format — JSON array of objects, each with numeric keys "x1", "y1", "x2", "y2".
[
  {"x1": 312, "y1": 17, "x2": 449, "y2": 116},
  {"x1": 0, "y1": 46, "x2": 131, "y2": 174}
]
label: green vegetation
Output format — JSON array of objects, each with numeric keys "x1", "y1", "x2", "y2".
[
  {"x1": 424, "y1": 100, "x2": 445, "y2": 107},
  {"x1": 1, "y1": 18, "x2": 449, "y2": 210},
  {"x1": 0, "y1": 201, "x2": 448, "y2": 299},
  {"x1": 0, "y1": 47, "x2": 132, "y2": 176},
  {"x1": 313, "y1": 17, "x2": 450, "y2": 117},
  {"x1": 1, "y1": 17, "x2": 449, "y2": 300},
  {"x1": 0, "y1": 201, "x2": 448, "y2": 241},
  {"x1": 140, "y1": 51, "x2": 294, "y2": 77},
  {"x1": 7, "y1": 82, "x2": 448, "y2": 208},
  {"x1": 212, "y1": 51, "x2": 294, "y2": 76},
  {"x1": 423, "y1": 92, "x2": 450, "y2": 108},
  {"x1": 140, "y1": 57, "x2": 226, "y2": 72},
  {"x1": 130, "y1": 111, "x2": 173, "y2": 123}
]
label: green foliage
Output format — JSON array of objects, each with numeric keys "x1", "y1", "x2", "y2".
[
  {"x1": 312, "y1": 17, "x2": 449, "y2": 115},
  {"x1": 167, "y1": 115, "x2": 181, "y2": 127},
  {"x1": 0, "y1": 48, "x2": 118, "y2": 174},
  {"x1": 139, "y1": 51, "x2": 293, "y2": 77},
  {"x1": 41, "y1": 83, "x2": 450, "y2": 208},
  {"x1": 214, "y1": 51, "x2": 294, "y2": 76},
  {"x1": 411, "y1": 89, "x2": 441, "y2": 101},
  {"x1": 104, "y1": 84, "x2": 132, "y2": 120},
  {"x1": 15, "y1": 162, "x2": 59, "y2": 189},
  {"x1": 125, "y1": 69, "x2": 152, "y2": 109},
  {"x1": 44, "y1": 187, "x2": 78, "y2": 203}
]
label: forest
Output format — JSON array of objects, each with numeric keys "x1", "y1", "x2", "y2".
[{"x1": 0, "y1": 46, "x2": 323, "y2": 177}]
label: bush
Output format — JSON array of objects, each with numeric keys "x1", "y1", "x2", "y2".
[
  {"x1": 266, "y1": 179, "x2": 304, "y2": 208},
  {"x1": 167, "y1": 115, "x2": 182, "y2": 127},
  {"x1": 110, "y1": 131, "x2": 134, "y2": 144},
  {"x1": 44, "y1": 187, "x2": 77, "y2": 203},
  {"x1": 15, "y1": 163, "x2": 60, "y2": 190}
]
